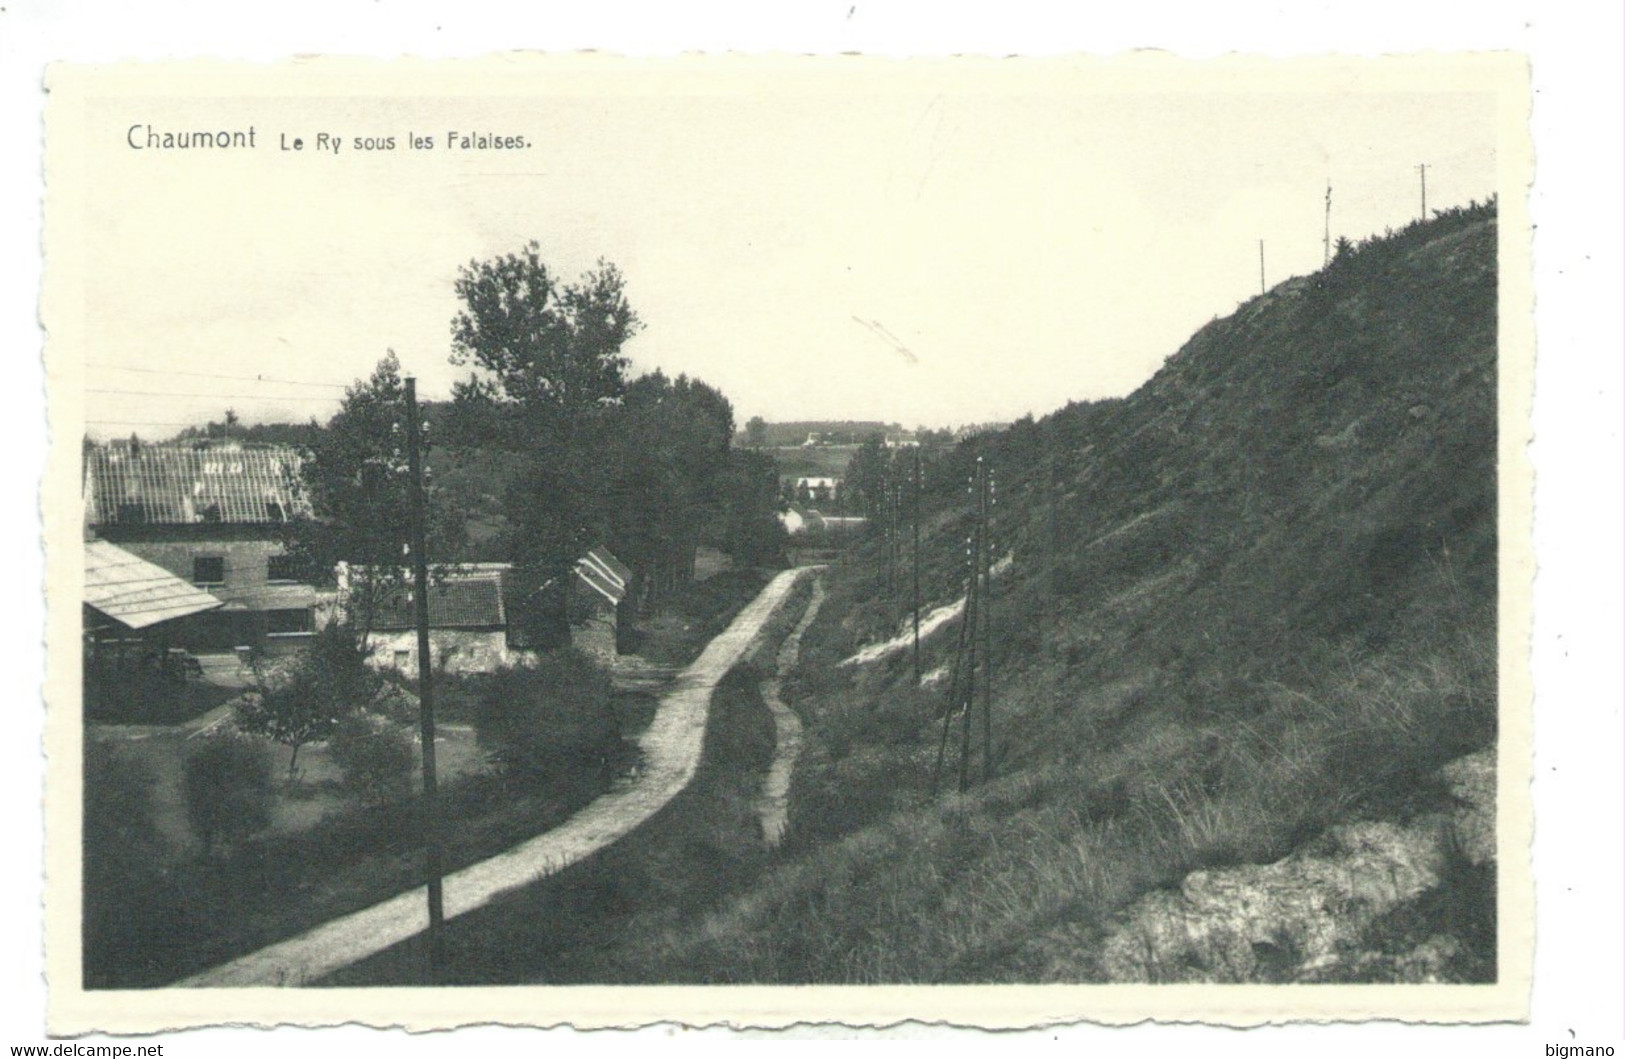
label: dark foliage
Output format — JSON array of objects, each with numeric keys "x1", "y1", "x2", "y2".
[
  {"x1": 183, "y1": 734, "x2": 274, "y2": 855},
  {"x1": 327, "y1": 711, "x2": 417, "y2": 804},
  {"x1": 470, "y1": 651, "x2": 625, "y2": 783},
  {"x1": 83, "y1": 741, "x2": 198, "y2": 988}
]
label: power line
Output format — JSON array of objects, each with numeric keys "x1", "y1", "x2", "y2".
[
  {"x1": 87, "y1": 419, "x2": 247, "y2": 428},
  {"x1": 88, "y1": 388, "x2": 343, "y2": 402},
  {"x1": 85, "y1": 363, "x2": 350, "y2": 390}
]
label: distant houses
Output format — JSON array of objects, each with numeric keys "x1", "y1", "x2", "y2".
[
  {"x1": 777, "y1": 504, "x2": 867, "y2": 539},
  {"x1": 82, "y1": 440, "x2": 320, "y2": 658},
  {"x1": 793, "y1": 476, "x2": 839, "y2": 504}
]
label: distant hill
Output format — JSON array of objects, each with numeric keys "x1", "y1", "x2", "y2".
[{"x1": 590, "y1": 200, "x2": 1504, "y2": 983}]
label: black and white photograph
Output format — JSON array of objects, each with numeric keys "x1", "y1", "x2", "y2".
[{"x1": 43, "y1": 48, "x2": 1538, "y2": 1033}]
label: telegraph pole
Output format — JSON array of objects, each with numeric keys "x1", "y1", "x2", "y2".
[
  {"x1": 980, "y1": 461, "x2": 994, "y2": 785},
  {"x1": 912, "y1": 446, "x2": 922, "y2": 687},
  {"x1": 1258, "y1": 240, "x2": 1266, "y2": 295},
  {"x1": 1418, "y1": 163, "x2": 1428, "y2": 220},
  {"x1": 958, "y1": 461, "x2": 980, "y2": 794},
  {"x1": 1047, "y1": 451, "x2": 1058, "y2": 678},
  {"x1": 1323, "y1": 180, "x2": 1333, "y2": 267},
  {"x1": 405, "y1": 377, "x2": 446, "y2": 982}
]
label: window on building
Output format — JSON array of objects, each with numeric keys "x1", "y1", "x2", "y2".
[
  {"x1": 265, "y1": 608, "x2": 313, "y2": 637},
  {"x1": 266, "y1": 554, "x2": 302, "y2": 583},
  {"x1": 192, "y1": 556, "x2": 225, "y2": 585},
  {"x1": 394, "y1": 649, "x2": 411, "y2": 669}
]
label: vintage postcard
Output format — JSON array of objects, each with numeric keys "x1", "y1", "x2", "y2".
[{"x1": 43, "y1": 53, "x2": 1533, "y2": 1033}]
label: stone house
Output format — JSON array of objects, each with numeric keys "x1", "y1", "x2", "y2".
[
  {"x1": 357, "y1": 563, "x2": 527, "y2": 675},
  {"x1": 346, "y1": 547, "x2": 630, "y2": 673}
]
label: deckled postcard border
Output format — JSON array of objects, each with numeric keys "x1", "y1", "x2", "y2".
[{"x1": 41, "y1": 52, "x2": 1534, "y2": 1034}]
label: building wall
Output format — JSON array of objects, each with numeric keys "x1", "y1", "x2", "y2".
[
  {"x1": 108, "y1": 534, "x2": 315, "y2": 653},
  {"x1": 365, "y1": 628, "x2": 533, "y2": 675},
  {"x1": 572, "y1": 616, "x2": 617, "y2": 663}
]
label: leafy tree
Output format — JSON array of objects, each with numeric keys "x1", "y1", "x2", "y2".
[
  {"x1": 235, "y1": 622, "x2": 383, "y2": 779},
  {"x1": 843, "y1": 433, "x2": 892, "y2": 523},
  {"x1": 285, "y1": 351, "x2": 465, "y2": 642},
  {"x1": 603, "y1": 371, "x2": 737, "y2": 604},
  {"x1": 714, "y1": 448, "x2": 788, "y2": 566},
  {"x1": 745, "y1": 415, "x2": 768, "y2": 448},
  {"x1": 449, "y1": 247, "x2": 641, "y2": 634},
  {"x1": 451, "y1": 247, "x2": 640, "y2": 433}
]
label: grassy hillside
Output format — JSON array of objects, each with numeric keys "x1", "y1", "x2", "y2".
[{"x1": 577, "y1": 202, "x2": 1501, "y2": 983}]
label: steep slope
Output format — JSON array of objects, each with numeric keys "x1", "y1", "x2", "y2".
[{"x1": 587, "y1": 202, "x2": 1502, "y2": 984}]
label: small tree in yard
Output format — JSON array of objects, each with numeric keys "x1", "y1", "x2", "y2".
[
  {"x1": 236, "y1": 622, "x2": 383, "y2": 780},
  {"x1": 184, "y1": 734, "x2": 274, "y2": 856}
]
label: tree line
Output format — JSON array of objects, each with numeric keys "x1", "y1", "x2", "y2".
[{"x1": 284, "y1": 241, "x2": 785, "y2": 648}]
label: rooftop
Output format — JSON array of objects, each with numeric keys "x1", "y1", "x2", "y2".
[
  {"x1": 84, "y1": 441, "x2": 311, "y2": 527},
  {"x1": 84, "y1": 539, "x2": 222, "y2": 630},
  {"x1": 370, "y1": 573, "x2": 507, "y2": 631}
]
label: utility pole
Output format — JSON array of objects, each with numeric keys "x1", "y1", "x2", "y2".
[
  {"x1": 404, "y1": 376, "x2": 445, "y2": 983},
  {"x1": 1323, "y1": 180, "x2": 1333, "y2": 267},
  {"x1": 1418, "y1": 163, "x2": 1428, "y2": 220},
  {"x1": 958, "y1": 495, "x2": 978, "y2": 794},
  {"x1": 980, "y1": 461, "x2": 994, "y2": 785},
  {"x1": 1046, "y1": 450, "x2": 1058, "y2": 678},
  {"x1": 1258, "y1": 240, "x2": 1266, "y2": 295},
  {"x1": 912, "y1": 446, "x2": 922, "y2": 688},
  {"x1": 933, "y1": 537, "x2": 973, "y2": 795}
]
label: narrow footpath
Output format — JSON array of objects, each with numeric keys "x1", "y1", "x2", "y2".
[
  {"x1": 178, "y1": 567, "x2": 811, "y2": 988},
  {"x1": 756, "y1": 570, "x2": 825, "y2": 847}
]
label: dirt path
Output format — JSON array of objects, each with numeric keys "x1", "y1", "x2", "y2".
[
  {"x1": 177, "y1": 568, "x2": 811, "y2": 988},
  {"x1": 755, "y1": 570, "x2": 825, "y2": 846},
  {"x1": 837, "y1": 554, "x2": 1011, "y2": 669}
]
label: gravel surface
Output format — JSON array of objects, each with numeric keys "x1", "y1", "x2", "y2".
[{"x1": 756, "y1": 571, "x2": 825, "y2": 846}]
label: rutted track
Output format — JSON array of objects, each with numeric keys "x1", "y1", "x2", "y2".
[
  {"x1": 756, "y1": 570, "x2": 825, "y2": 846},
  {"x1": 178, "y1": 567, "x2": 812, "y2": 988}
]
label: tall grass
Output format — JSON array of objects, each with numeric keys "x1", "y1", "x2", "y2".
[{"x1": 579, "y1": 607, "x2": 1494, "y2": 983}]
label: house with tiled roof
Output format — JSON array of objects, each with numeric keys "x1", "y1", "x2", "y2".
[
  {"x1": 349, "y1": 563, "x2": 522, "y2": 675},
  {"x1": 344, "y1": 547, "x2": 630, "y2": 674},
  {"x1": 83, "y1": 440, "x2": 320, "y2": 657}
]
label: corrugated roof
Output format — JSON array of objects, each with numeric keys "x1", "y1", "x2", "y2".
[
  {"x1": 370, "y1": 573, "x2": 507, "y2": 630},
  {"x1": 574, "y1": 547, "x2": 628, "y2": 606},
  {"x1": 84, "y1": 442, "x2": 311, "y2": 527},
  {"x1": 84, "y1": 539, "x2": 223, "y2": 630}
]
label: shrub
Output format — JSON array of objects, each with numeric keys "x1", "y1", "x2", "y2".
[
  {"x1": 472, "y1": 651, "x2": 624, "y2": 784},
  {"x1": 328, "y1": 711, "x2": 417, "y2": 804},
  {"x1": 83, "y1": 740, "x2": 198, "y2": 988},
  {"x1": 184, "y1": 734, "x2": 274, "y2": 855}
]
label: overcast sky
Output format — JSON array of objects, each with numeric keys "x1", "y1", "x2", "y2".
[{"x1": 69, "y1": 57, "x2": 1506, "y2": 437}]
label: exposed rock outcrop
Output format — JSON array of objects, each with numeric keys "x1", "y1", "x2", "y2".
[{"x1": 1099, "y1": 749, "x2": 1495, "y2": 983}]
